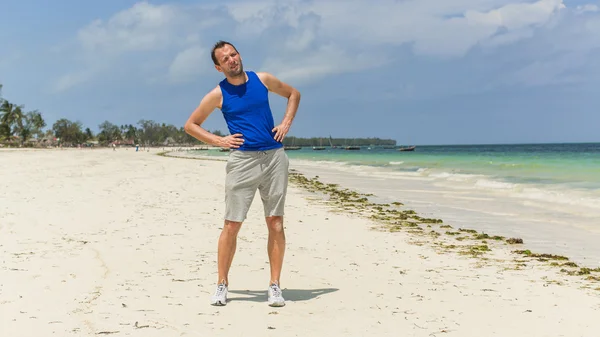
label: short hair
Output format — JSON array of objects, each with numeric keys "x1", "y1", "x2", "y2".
[{"x1": 211, "y1": 40, "x2": 239, "y2": 65}]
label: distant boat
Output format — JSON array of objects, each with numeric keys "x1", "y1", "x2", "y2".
[
  {"x1": 329, "y1": 135, "x2": 338, "y2": 149},
  {"x1": 398, "y1": 146, "x2": 416, "y2": 152},
  {"x1": 313, "y1": 137, "x2": 326, "y2": 150},
  {"x1": 344, "y1": 138, "x2": 361, "y2": 150},
  {"x1": 284, "y1": 137, "x2": 301, "y2": 150},
  {"x1": 344, "y1": 146, "x2": 361, "y2": 150}
]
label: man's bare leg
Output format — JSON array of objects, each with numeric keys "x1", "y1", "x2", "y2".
[
  {"x1": 265, "y1": 216, "x2": 285, "y2": 284},
  {"x1": 217, "y1": 220, "x2": 242, "y2": 285}
]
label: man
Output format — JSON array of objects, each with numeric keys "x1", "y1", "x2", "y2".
[{"x1": 183, "y1": 40, "x2": 301, "y2": 307}]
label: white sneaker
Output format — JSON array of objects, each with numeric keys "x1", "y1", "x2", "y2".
[
  {"x1": 268, "y1": 282, "x2": 285, "y2": 307},
  {"x1": 210, "y1": 282, "x2": 228, "y2": 306}
]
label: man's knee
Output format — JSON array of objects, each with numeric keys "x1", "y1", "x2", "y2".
[
  {"x1": 266, "y1": 216, "x2": 284, "y2": 233},
  {"x1": 223, "y1": 220, "x2": 243, "y2": 236}
]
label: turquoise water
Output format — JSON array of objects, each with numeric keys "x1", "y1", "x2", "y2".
[{"x1": 193, "y1": 143, "x2": 600, "y2": 190}]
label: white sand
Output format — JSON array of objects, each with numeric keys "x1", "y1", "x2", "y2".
[{"x1": 1, "y1": 148, "x2": 599, "y2": 337}]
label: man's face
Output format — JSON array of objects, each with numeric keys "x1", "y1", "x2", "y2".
[{"x1": 215, "y1": 44, "x2": 244, "y2": 77}]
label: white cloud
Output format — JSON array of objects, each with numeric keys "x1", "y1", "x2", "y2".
[
  {"x1": 492, "y1": 5, "x2": 600, "y2": 88},
  {"x1": 54, "y1": 71, "x2": 93, "y2": 92},
  {"x1": 284, "y1": 12, "x2": 320, "y2": 52},
  {"x1": 168, "y1": 46, "x2": 210, "y2": 84},
  {"x1": 76, "y1": 1, "x2": 230, "y2": 57},
  {"x1": 77, "y1": 2, "x2": 182, "y2": 57},
  {"x1": 481, "y1": 28, "x2": 535, "y2": 48},
  {"x1": 576, "y1": 4, "x2": 599, "y2": 14},
  {"x1": 465, "y1": 0, "x2": 564, "y2": 30},
  {"x1": 223, "y1": 0, "x2": 565, "y2": 58},
  {"x1": 54, "y1": 0, "x2": 599, "y2": 91},
  {"x1": 305, "y1": 0, "x2": 565, "y2": 57},
  {"x1": 53, "y1": 1, "x2": 229, "y2": 91},
  {"x1": 262, "y1": 44, "x2": 387, "y2": 84}
]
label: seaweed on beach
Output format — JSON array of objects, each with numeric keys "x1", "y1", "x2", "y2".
[
  {"x1": 512, "y1": 250, "x2": 569, "y2": 261},
  {"x1": 558, "y1": 266, "x2": 600, "y2": 276},
  {"x1": 506, "y1": 238, "x2": 524, "y2": 244},
  {"x1": 288, "y1": 171, "x2": 543, "y2": 262},
  {"x1": 560, "y1": 269, "x2": 600, "y2": 280},
  {"x1": 287, "y1": 170, "x2": 600, "y2": 285},
  {"x1": 289, "y1": 171, "x2": 497, "y2": 259},
  {"x1": 473, "y1": 233, "x2": 505, "y2": 241},
  {"x1": 289, "y1": 171, "x2": 445, "y2": 229},
  {"x1": 459, "y1": 244, "x2": 491, "y2": 257}
]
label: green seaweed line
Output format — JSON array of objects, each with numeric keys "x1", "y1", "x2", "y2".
[{"x1": 288, "y1": 170, "x2": 600, "y2": 287}]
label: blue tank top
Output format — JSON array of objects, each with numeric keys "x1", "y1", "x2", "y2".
[{"x1": 219, "y1": 71, "x2": 283, "y2": 151}]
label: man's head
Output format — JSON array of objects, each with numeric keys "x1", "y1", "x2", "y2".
[{"x1": 211, "y1": 40, "x2": 244, "y2": 78}]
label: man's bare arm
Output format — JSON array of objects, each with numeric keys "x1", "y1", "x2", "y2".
[
  {"x1": 257, "y1": 72, "x2": 301, "y2": 142},
  {"x1": 183, "y1": 86, "x2": 244, "y2": 148}
]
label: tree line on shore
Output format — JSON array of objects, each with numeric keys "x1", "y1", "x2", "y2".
[
  {"x1": 1, "y1": 83, "x2": 396, "y2": 148},
  {"x1": 0, "y1": 83, "x2": 220, "y2": 147}
]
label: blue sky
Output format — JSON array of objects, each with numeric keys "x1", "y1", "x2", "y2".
[{"x1": 1, "y1": 0, "x2": 599, "y2": 145}]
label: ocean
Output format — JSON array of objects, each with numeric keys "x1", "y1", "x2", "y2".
[{"x1": 189, "y1": 142, "x2": 600, "y2": 267}]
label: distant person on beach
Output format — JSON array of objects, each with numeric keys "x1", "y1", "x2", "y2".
[{"x1": 183, "y1": 40, "x2": 301, "y2": 307}]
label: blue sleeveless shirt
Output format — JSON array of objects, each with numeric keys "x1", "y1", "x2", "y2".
[{"x1": 219, "y1": 71, "x2": 283, "y2": 151}]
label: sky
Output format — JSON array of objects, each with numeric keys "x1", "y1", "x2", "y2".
[{"x1": 1, "y1": 0, "x2": 599, "y2": 145}]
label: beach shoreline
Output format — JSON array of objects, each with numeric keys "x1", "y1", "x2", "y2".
[
  {"x1": 166, "y1": 150, "x2": 600, "y2": 270},
  {"x1": 1, "y1": 148, "x2": 599, "y2": 337}
]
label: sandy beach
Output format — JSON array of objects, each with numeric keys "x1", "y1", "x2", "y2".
[{"x1": 1, "y1": 148, "x2": 599, "y2": 337}]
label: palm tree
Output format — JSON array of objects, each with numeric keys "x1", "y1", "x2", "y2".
[
  {"x1": 17, "y1": 110, "x2": 46, "y2": 145},
  {"x1": 29, "y1": 111, "x2": 47, "y2": 138},
  {"x1": 0, "y1": 100, "x2": 24, "y2": 141},
  {"x1": 84, "y1": 127, "x2": 94, "y2": 141}
]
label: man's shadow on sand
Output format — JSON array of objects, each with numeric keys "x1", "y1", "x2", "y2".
[{"x1": 227, "y1": 288, "x2": 338, "y2": 303}]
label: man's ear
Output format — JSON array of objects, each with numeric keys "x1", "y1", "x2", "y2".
[{"x1": 215, "y1": 64, "x2": 223, "y2": 73}]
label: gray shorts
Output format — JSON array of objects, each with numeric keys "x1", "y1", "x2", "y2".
[{"x1": 224, "y1": 147, "x2": 289, "y2": 222}]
